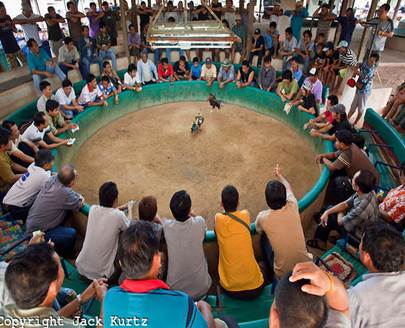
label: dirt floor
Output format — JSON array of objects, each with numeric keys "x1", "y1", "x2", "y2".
[{"x1": 73, "y1": 102, "x2": 321, "y2": 229}]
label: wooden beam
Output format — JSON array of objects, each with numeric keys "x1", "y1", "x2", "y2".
[
  {"x1": 393, "y1": 0, "x2": 402, "y2": 21},
  {"x1": 246, "y1": 0, "x2": 256, "y2": 60},
  {"x1": 357, "y1": 0, "x2": 379, "y2": 60},
  {"x1": 120, "y1": 0, "x2": 130, "y2": 60}
]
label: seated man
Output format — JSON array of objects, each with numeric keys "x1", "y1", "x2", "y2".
[
  {"x1": 201, "y1": 58, "x2": 217, "y2": 87},
  {"x1": 217, "y1": 59, "x2": 235, "y2": 89},
  {"x1": 157, "y1": 57, "x2": 174, "y2": 83},
  {"x1": 235, "y1": 60, "x2": 255, "y2": 88},
  {"x1": 173, "y1": 55, "x2": 190, "y2": 81},
  {"x1": 293, "y1": 29, "x2": 314, "y2": 72},
  {"x1": 96, "y1": 21, "x2": 117, "y2": 70},
  {"x1": 289, "y1": 58, "x2": 303, "y2": 83},
  {"x1": 26, "y1": 38, "x2": 66, "y2": 93},
  {"x1": 128, "y1": 23, "x2": 141, "y2": 62},
  {"x1": 307, "y1": 169, "x2": 379, "y2": 250},
  {"x1": 137, "y1": 50, "x2": 158, "y2": 85},
  {"x1": 332, "y1": 40, "x2": 358, "y2": 94},
  {"x1": 0, "y1": 128, "x2": 25, "y2": 195},
  {"x1": 55, "y1": 79, "x2": 84, "y2": 119},
  {"x1": 78, "y1": 25, "x2": 103, "y2": 79},
  {"x1": 190, "y1": 57, "x2": 202, "y2": 80},
  {"x1": 26, "y1": 164, "x2": 85, "y2": 259},
  {"x1": 3, "y1": 243, "x2": 107, "y2": 325},
  {"x1": 255, "y1": 165, "x2": 312, "y2": 279},
  {"x1": 103, "y1": 221, "x2": 216, "y2": 328},
  {"x1": 78, "y1": 73, "x2": 107, "y2": 107},
  {"x1": 138, "y1": 195, "x2": 162, "y2": 224},
  {"x1": 304, "y1": 94, "x2": 339, "y2": 130},
  {"x1": 36, "y1": 80, "x2": 56, "y2": 112},
  {"x1": 249, "y1": 28, "x2": 265, "y2": 67},
  {"x1": 124, "y1": 63, "x2": 142, "y2": 92},
  {"x1": 163, "y1": 190, "x2": 211, "y2": 300},
  {"x1": 44, "y1": 100, "x2": 77, "y2": 136},
  {"x1": 382, "y1": 82, "x2": 405, "y2": 120},
  {"x1": 276, "y1": 70, "x2": 299, "y2": 102},
  {"x1": 76, "y1": 182, "x2": 131, "y2": 284},
  {"x1": 102, "y1": 60, "x2": 123, "y2": 93},
  {"x1": 258, "y1": 56, "x2": 276, "y2": 92},
  {"x1": 57, "y1": 37, "x2": 81, "y2": 77},
  {"x1": 98, "y1": 76, "x2": 119, "y2": 105},
  {"x1": 299, "y1": 67, "x2": 323, "y2": 104},
  {"x1": 3, "y1": 149, "x2": 53, "y2": 222},
  {"x1": 289, "y1": 81, "x2": 319, "y2": 116},
  {"x1": 22, "y1": 112, "x2": 70, "y2": 150},
  {"x1": 215, "y1": 185, "x2": 264, "y2": 300},
  {"x1": 279, "y1": 27, "x2": 297, "y2": 70}
]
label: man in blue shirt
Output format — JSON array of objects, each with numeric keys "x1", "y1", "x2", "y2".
[
  {"x1": 103, "y1": 221, "x2": 215, "y2": 328},
  {"x1": 27, "y1": 38, "x2": 66, "y2": 93},
  {"x1": 337, "y1": 8, "x2": 357, "y2": 44},
  {"x1": 284, "y1": 1, "x2": 308, "y2": 42},
  {"x1": 190, "y1": 57, "x2": 202, "y2": 80}
]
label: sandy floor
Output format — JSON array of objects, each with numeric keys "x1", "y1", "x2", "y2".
[{"x1": 73, "y1": 102, "x2": 321, "y2": 228}]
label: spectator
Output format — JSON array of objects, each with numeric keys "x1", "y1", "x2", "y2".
[
  {"x1": 308, "y1": 169, "x2": 379, "y2": 250},
  {"x1": 158, "y1": 57, "x2": 174, "y2": 83},
  {"x1": 66, "y1": 1, "x2": 85, "y2": 44},
  {"x1": 258, "y1": 56, "x2": 276, "y2": 91},
  {"x1": 13, "y1": 5, "x2": 44, "y2": 46},
  {"x1": 137, "y1": 1, "x2": 153, "y2": 34},
  {"x1": 288, "y1": 57, "x2": 303, "y2": 84},
  {"x1": 249, "y1": 28, "x2": 265, "y2": 67},
  {"x1": 21, "y1": 112, "x2": 69, "y2": 149},
  {"x1": 301, "y1": 67, "x2": 323, "y2": 104},
  {"x1": 201, "y1": 57, "x2": 217, "y2": 87},
  {"x1": 337, "y1": 7, "x2": 357, "y2": 44},
  {"x1": 0, "y1": 2, "x2": 25, "y2": 70},
  {"x1": 231, "y1": 14, "x2": 246, "y2": 63},
  {"x1": 269, "y1": 2, "x2": 282, "y2": 23},
  {"x1": 313, "y1": 3, "x2": 336, "y2": 40},
  {"x1": 284, "y1": 1, "x2": 309, "y2": 42},
  {"x1": 4, "y1": 243, "x2": 107, "y2": 325},
  {"x1": 3, "y1": 149, "x2": 53, "y2": 222},
  {"x1": 103, "y1": 221, "x2": 216, "y2": 327},
  {"x1": 98, "y1": 75, "x2": 119, "y2": 105},
  {"x1": 58, "y1": 37, "x2": 81, "y2": 77},
  {"x1": 44, "y1": 99, "x2": 77, "y2": 136},
  {"x1": 190, "y1": 56, "x2": 202, "y2": 80},
  {"x1": 310, "y1": 105, "x2": 352, "y2": 140},
  {"x1": 96, "y1": 22, "x2": 117, "y2": 70},
  {"x1": 210, "y1": 0, "x2": 222, "y2": 18},
  {"x1": 137, "y1": 51, "x2": 158, "y2": 85},
  {"x1": 316, "y1": 129, "x2": 380, "y2": 184},
  {"x1": 290, "y1": 81, "x2": 319, "y2": 116},
  {"x1": 263, "y1": 23, "x2": 275, "y2": 57},
  {"x1": 78, "y1": 25, "x2": 103, "y2": 79},
  {"x1": 277, "y1": 70, "x2": 298, "y2": 102},
  {"x1": 217, "y1": 59, "x2": 235, "y2": 88},
  {"x1": 348, "y1": 52, "x2": 379, "y2": 126},
  {"x1": 235, "y1": 60, "x2": 255, "y2": 89},
  {"x1": 128, "y1": 23, "x2": 141, "y2": 63},
  {"x1": 78, "y1": 73, "x2": 106, "y2": 107},
  {"x1": 138, "y1": 195, "x2": 162, "y2": 224},
  {"x1": 102, "y1": 60, "x2": 123, "y2": 93},
  {"x1": 0, "y1": 128, "x2": 24, "y2": 194},
  {"x1": 124, "y1": 63, "x2": 141, "y2": 92},
  {"x1": 279, "y1": 27, "x2": 297, "y2": 70},
  {"x1": 44, "y1": 6, "x2": 65, "y2": 58},
  {"x1": 304, "y1": 94, "x2": 339, "y2": 130},
  {"x1": 359, "y1": 3, "x2": 394, "y2": 54},
  {"x1": 76, "y1": 181, "x2": 131, "y2": 283},
  {"x1": 268, "y1": 22, "x2": 280, "y2": 56},
  {"x1": 223, "y1": 0, "x2": 236, "y2": 28},
  {"x1": 173, "y1": 55, "x2": 190, "y2": 81},
  {"x1": 163, "y1": 190, "x2": 211, "y2": 299},
  {"x1": 255, "y1": 165, "x2": 312, "y2": 279},
  {"x1": 55, "y1": 78, "x2": 84, "y2": 119},
  {"x1": 26, "y1": 164, "x2": 84, "y2": 259},
  {"x1": 332, "y1": 40, "x2": 358, "y2": 94},
  {"x1": 382, "y1": 82, "x2": 405, "y2": 120},
  {"x1": 27, "y1": 39, "x2": 66, "y2": 93},
  {"x1": 215, "y1": 185, "x2": 264, "y2": 300},
  {"x1": 87, "y1": 2, "x2": 103, "y2": 38},
  {"x1": 101, "y1": 1, "x2": 118, "y2": 46},
  {"x1": 294, "y1": 29, "x2": 314, "y2": 72},
  {"x1": 321, "y1": 41, "x2": 339, "y2": 89}
]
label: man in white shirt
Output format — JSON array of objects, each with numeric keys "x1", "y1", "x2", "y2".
[
  {"x1": 13, "y1": 6, "x2": 44, "y2": 46},
  {"x1": 36, "y1": 80, "x2": 55, "y2": 112},
  {"x1": 201, "y1": 58, "x2": 217, "y2": 87},
  {"x1": 78, "y1": 73, "x2": 106, "y2": 107},
  {"x1": 55, "y1": 79, "x2": 84, "y2": 119},
  {"x1": 3, "y1": 149, "x2": 53, "y2": 222},
  {"x1": 136, "y1": 51, "x2": 158, "y2": 85}
]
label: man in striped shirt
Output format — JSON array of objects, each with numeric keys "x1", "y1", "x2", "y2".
[{"x1": 333, "y1": 40, "x2": 357, "y2": 93}]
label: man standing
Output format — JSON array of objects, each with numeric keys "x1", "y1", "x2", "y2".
[
  {"x1": 337, "y1": 7, "x2": 357, "y2": 44},
  {"x1": 313, "y1": 3, "x2": 336, "y2": 40},
  {"x1": 284, "y1": 1, "x2": 308, "y2": 42},
  {"x1": 44, "y1": 6, "x2": 65, "y2": 58},
  {"x1": 101, "y1": 1, "x2": 118, "y2": 46},
  {"x1": 66, "y1": 1, "x2": 85, "y2": 44},
  {"x1": 13, "y1": 5, "x2": 44, "y2": 47},
  {"x1": 87, "y1": 2, "x2": 103, "y2": 38}
]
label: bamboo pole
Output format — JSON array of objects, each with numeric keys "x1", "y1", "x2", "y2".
[
  {"x1": 392, "y1": 0, "x2": 402, "y2": 22},
  {"x1": 246, "y1": 0, "x2": 256, "y2": 60},
  {"x1": 357, "y1": 0, "x2": 378, "y2": 60},
  {"x1": 120, "y1": 0, "x2": 130, "y2": 60}
]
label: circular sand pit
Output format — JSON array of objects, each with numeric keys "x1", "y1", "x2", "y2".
[{"x1": 73, "y1": 102, "x2": 320, "y2": 228}]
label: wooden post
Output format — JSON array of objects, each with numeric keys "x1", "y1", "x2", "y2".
[
  {"x1": 392, "y1": 0, "x2": 402, "y2": 21},
  {"x1": 120, "y1": 0, "x2": 130, "y2": 61},
  {"x1": 357, "y1": 0, "x2": 379, "y2": 60},
  {"x1": 148, "y1": 0, "x2": 152, "y2": 8},
  {"x1": 98, "y1": 0, "x2": 102, "y2": 8},
  {"x1": 130, "y1": 0, "x2": 139, "y2": 31},
  {"x1": 239, "y1": 0, "x2": 245, "y2": 14},
  {"x1": 246, "y1": 0, "x2": 256, "y2": 60},
  {"x1": 334, "y1": 0, "x2": 349, "y2": 44}
]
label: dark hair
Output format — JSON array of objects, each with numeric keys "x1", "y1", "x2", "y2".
[
  {"x1": 57, "y1": 164, "x2": 76, "y2": 186},
  {"x1": 168, "y1": 17, "x2": 175, "y2": 22},
  {"x1": 64, "y1": 36, "x2": 73, "y2": 45},
  {"x1": 263, "y1": 55, "x2": 272, "y2": 63},
  {"x1": 5, "y1": 244, "x2": 58, "y2": 309},
  {"x1": 62, "y1": 78, "x2": 72, "y2": 88},
  {"x1": 401, "y1": 162, "x2": 405, "y2": 177},
  {"x1": 129, "y1": 23, "x2": 135, "y2": 29},
  {"x1": 39, "y1": 80, "x2": 51, "y2": 92},
  {"x1": 86, "y1": 73, "x2": 96, "y2": 84},
  {"x1": 327, "y1": 95, "x2": 339, "y2": 106},
  {"x1": 67, "y1": 1, "x2": 74, "y2": 9},
  {"x1": 170, "y1": 190, "x2": 192, "y2": 221},
  {"x1": 347, "y1": 7, "x2": 354, "y2": 12},
  {"x1": 35, "y1": 149, "x2": 54, "y2": 167},
  {"x1": 128, "y1": 63, "x2": 137, "y2": 73},
  {"x1": 335, "y1": 129, "x2": 353, "y2": 145},
  {"x1": 303, "y1": 29, "x2": 312, "y2": 39},
  {"x1": 179, "y1": 55, "x2": 186, "y2": 62},
  {"x1": 103, "y1": 60, "x2": 111, "y2": 68},
  {"x1": 282, "y1": 69, "x2": 293, "y2": 82},
  {"x1": 1, "y1": 120, "x2": 16, "y2": 131},
  {"x1": 161, "y1": 57, "x2": 168, "y2": 64},
  {"x1": 362, "y1": 223, "x2": 405, "y2": 272},
  {"x1": 192, "y1": 57, "x2": 199, "y2": 63},
  {"x1": 354, "y1": 170, "x2": 376, "y2": 193},
  {"x1": 270, "y1": 21, "x2": 277, "y2": 28},
  {"x1": 102, "y1": 1, "x2": 109, "y2": 6},
  {"x1": 99, "y1": 21, "x2": 106, "y2": 29},
  {"x1": 45, "y1": 99, "x2": 59, "y2": 112},
  {"x1": 318, "y1": 32, "x2": 325, "y2": 38},
  {"x1": 90, "y1": 2, "x2": 97, "y2": 7},
  {"x1": 101, "y1": 75, "x2": 110, "y2": 83},
  {"x1": 241, "y1": 59, "x2": 249, "y2": 67},
  {"x1": 138, "y1": 196, "x2": 158, "y2": 221},
  {"x1": 118, "y1": 221, "x2": 161, "y2": 279},
  {"x1": 265, "y1": 180, "x2": 287, "y2": 210},
  {"x1": 380, "y1": 3, "x2": 390, "y2": 12},
  {"x1": 352, "y1": 133, "x2": 365, "y2": 149},
  {"x1": 47, "y1": 6, "x2": 55, "y2": 12},
  {"x1": 33, "y1": 112, "x2": 46, "y2": 127},
  {"x1": 81, "y1": 25, "x2": 89, "y2": 32},
  {"x1": 99, "y1": 181, "x2": 118, "y2": 208},
  {"x1": 221, "y1": 185, "x2": 239, "y2": 212},
  {"x1": 285, "y1": 27, "x2": 292, "y2": 34},
  {"x1": 370, "y1": 52, "x2": 380, "y2": 62},
  {"x1": 0, "y1": 127, "x2": 11, "y2": 147},
  {"x1": 275, "y1": 272, "x2": 328, "y2": 328}
]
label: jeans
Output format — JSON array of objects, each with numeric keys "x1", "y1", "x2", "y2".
[
  {"x1": 99, "y1": 49, "x2": 117, "y2": 70},
  {"x1": 32, "y1": 64, "x2": 66, "y2": 93},
  {"x1": 6, "y1": 205, "x2": 31, "y2": 223},
  {"x1": 45, "y1": 226, "x2": 77, "y2": 259},
  {"x1": 79, "y1": 56, "x2": 103, "y2": 80}
]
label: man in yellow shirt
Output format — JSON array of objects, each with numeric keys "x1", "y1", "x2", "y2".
[{"x1": 215, "y1": 185, "x2": 264, "y2": 300}]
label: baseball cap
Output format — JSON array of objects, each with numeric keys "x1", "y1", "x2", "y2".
[
  {"x1": 254, "y1": 28, "x2": 261, "y2": 34},
  {"x1": 302, "y1": 81, "x2": 311, "y2": 91},
  {"x1": 330, "y1": 104, "x2": 346, "y2": 114},
  {"x1": 322, "y1": 41, "x2": 334, "y2": 52},
  {"x1": 309, "y1": 67, "x2": 318, "y2": 76},
  {"x1": 337, "y1": 40, "x2": 349, "y2": 48},
  {"x1": 205, "y1": 57, "x2": 212, "y2": 64},
  {"x1": 222, "y1": 59, "x2": 231, "y2": 67}
]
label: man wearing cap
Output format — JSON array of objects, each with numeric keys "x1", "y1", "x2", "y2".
[
  {"x1": 284, "y1": 1, "x2": 309, "y2": 42},
  {"x1": 300, "y1": 67, "x2": 323, "y2": 104},
  {"x1": 201, "y1": 58, "x2": 217, "y2": 87},
  {"x1": 217, "y1": 59, "x2": 235, "y2": 89},
  {"x1": 313, "y1": 3, "x2": 336, "y2": 40},
  {"x1": 250, "y1": 28, "x2": 265, "y2": 67},
  {"x1": 231, "y1": 14, "x2": 246, "y2": 63},
  {"x1": 332, "y1": 40, "x2": 357, "y2": 94},
  {"x1": 290, "y1": 81, "x2": 318, "y2": 116}
]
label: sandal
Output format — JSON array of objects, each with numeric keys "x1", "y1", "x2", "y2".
[{"x1": 306, "y1": 239, "x2": 326, "y2": 251}]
